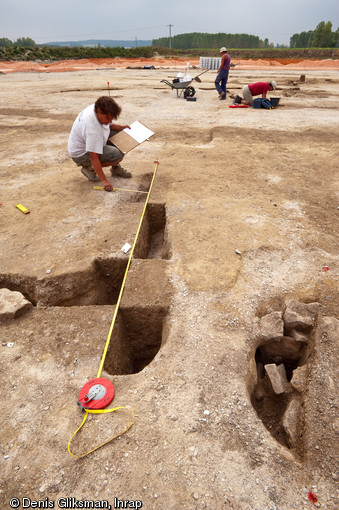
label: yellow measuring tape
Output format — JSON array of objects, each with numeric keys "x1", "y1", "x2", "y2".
[
  {"x1": 67, "y1": 161, "x2": 159, "y2": 458},
  {"x1": 96, "y1": 160, "x2": 160, "y2": 378},
  {"x1": 93, "y1": 186, "x2": 148, "y2": 194},
  {"x1": 67, "y1": 407, "x2": 135, "y2": 458}
]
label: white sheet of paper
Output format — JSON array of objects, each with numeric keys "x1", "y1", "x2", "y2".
[
  {"x1": 123, "y1": 121, "x2": 154, "y2": 144},
  {"x1": 121, "y1": 242, "x2": 131, "y2": 253}
]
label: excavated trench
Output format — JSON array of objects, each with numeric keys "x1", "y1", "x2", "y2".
[
  {"x1": 134, "y1": 202, "x2": 170, "y2": 260},
  {"x1": 0, "y1": 202, "x2": 171, "y2": 373},
  {"x1": 0, "y1": 202, "x2": 169, "y2": 307},
  {"x1": 103, "y1": 306, "x2": 168, "y2": 375}
]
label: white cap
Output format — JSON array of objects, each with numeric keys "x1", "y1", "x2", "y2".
[
  {"x1": 270, "y1": 80, "x2": 277, "y2": 90},
  {"x1": 220, "y1": 47, "x2": 227, "y2": 53}
]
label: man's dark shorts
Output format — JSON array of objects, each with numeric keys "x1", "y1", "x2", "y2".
[
  {"x1": 72, "y1": 130, "x2": 124, "y2": 167},
  {"x1": 72, "y1": 144, "x2": 124, "y2": 167}
]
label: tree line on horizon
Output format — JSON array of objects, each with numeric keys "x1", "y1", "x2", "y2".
[
  {"x1": 152, "y1": 32, "x2": 269, "y2": 49},
  {"x1": 0, "y1": 21, "x2": 338, "y2": 53},
  {"x1": 290, "y1": 21, "x2": 338, "y2": 48},
  {"x1": 0, "y1": 37, "x2": 37, "y2": 47},
  {"x1": 153, "y1": 22, "x2": 338, "y2": 49}
]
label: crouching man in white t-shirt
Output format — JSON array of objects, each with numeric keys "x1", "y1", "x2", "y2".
[{"x1": 68, "y1": 96, "x2": 132, "y2": 191}]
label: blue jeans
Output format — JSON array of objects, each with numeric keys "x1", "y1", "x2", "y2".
[{"x1": 215, "y1": 70, "x2": 229, "y2": 97}]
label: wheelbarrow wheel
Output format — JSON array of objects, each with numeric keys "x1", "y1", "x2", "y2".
[{"x1": 184, "y1": 86, "x2": 195, "y2": 99}]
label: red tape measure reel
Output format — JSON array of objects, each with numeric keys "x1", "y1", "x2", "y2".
[{"x1": 77, "y1": 378, "x2": 114, "y2": 411}]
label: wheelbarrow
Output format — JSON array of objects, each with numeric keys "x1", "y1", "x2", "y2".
[{"x1": 161, "y1": 69, "x2": 208, "y2": 98}]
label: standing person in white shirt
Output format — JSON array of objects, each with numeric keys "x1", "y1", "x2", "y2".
[{"x1": 68, "y1": 96, "x2": 131, "y2": 192}]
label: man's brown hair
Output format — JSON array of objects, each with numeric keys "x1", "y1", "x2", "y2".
[{"x1": 94, "y1": 96, "x2": 121, "y2": 119}]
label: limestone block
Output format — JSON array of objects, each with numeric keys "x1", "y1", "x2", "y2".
[
  {"x1": 259, "y1": 311, "x2": 284, "y2": 342},
  {"x1": 0, "y1": 288, "x2": 33, "y2": 319},
  {"x1": 265, "y1": 363, "x2": 289, "y2": 394},
  {"x1": 291, "y1": 365, "x2": 307, "y2": 392},
  {"x1": 283, "y1": 300, "x2": 319, "y2": 331},
  {"x1": 282, "y1": 397, "x2": 302, "y2": 448}
]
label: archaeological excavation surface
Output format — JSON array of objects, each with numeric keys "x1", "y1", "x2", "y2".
[{"x1": 0, "y1": 67, "x2": 338, "y2": 510}]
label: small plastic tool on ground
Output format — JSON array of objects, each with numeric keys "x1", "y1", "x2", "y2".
[{"x1": 16, "y1": 204, "x2": 30, "y2": 214}]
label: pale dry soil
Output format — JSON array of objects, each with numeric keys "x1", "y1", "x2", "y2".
[{"x1": 0, "y1": 67, "x2": 338, "y2": 510}]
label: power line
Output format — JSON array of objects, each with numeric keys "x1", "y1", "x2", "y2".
[{"x1": 167, "y1": 24, "x2": 173, "y2": 49}]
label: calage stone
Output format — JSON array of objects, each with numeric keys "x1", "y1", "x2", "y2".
[{"x1": 0, "y1": 288, "x2": 33, "y2": 319}]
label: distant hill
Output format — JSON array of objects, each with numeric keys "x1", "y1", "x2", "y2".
[{"x1": 41, "y1": 39, "x2": 152, "y2": 48}]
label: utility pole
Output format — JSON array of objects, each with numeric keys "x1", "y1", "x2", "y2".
[
  {"x1": 167, "y1": 24, "x2": 173, "y2": 49},
  {"x1": 135, "y1": 36, "x2": 138, "y2": 48}
]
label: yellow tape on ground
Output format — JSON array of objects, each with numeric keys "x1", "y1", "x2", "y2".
[
  {"x1": 97, "y1": 160, "x2": 160, "y2": 378},
  {"x1": 67, "y1": 407, "x2": 134, "y2": 458},
  {"x1": 93, "y1": 185, "x2": 147, "y2": 194},
  {"x1": 68, "y1": 161, "x2": 159, "y2": 458}
]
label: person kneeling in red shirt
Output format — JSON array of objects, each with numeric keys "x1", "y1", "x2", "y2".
[{"x1": 235, "y1": 80, "x2": 277, "y2": 106}]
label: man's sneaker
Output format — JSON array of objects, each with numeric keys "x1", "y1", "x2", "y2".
[
  {"x1": 81, "y1": 167, "x2": 100, "y2": 182},
  {"x1": 110, "y1": 164, "x2": 132, "y2": 178},
  {"x1": 218, "y1": 91, "x2": 225, "y2": 99}
]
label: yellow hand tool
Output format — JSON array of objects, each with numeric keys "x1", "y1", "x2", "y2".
[{"x1": 16, "y1": 204, "x2": 30, "y2": 214}]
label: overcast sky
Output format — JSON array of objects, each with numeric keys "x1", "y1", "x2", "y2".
[{"x1": 1, "y1": 0, "x2": 338, "y2": 46}]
